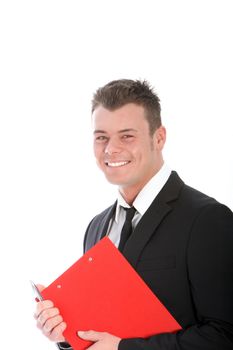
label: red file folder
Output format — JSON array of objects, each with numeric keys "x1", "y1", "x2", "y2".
[{"x1": 42, "y1": 237, "x2": 181, "y2": 350}]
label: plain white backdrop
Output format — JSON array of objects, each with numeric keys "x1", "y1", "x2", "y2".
[{"x1": 0, "y1": 1, "x2": 232, "y2": 348}]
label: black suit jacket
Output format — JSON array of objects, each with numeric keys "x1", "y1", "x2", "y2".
[{"x1": 83, "y1": 171, "x2": 233, "y2": 350}]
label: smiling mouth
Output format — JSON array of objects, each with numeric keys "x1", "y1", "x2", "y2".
[{"x1": 105, "y1": 161, "x2": 130, "y2": 167}]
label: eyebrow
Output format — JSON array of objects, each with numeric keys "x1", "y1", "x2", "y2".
[{"x1": 93, "y1": 128, "x2": 138, "y2": 134}]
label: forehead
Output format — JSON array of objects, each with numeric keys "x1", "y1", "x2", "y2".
[{"x1": 92, "y1": 103, "x2": 149, "y2": 132}]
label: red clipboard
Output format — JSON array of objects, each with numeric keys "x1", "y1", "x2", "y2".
[{"x1": 42, "y1": 237, "x2": 181, "y2": 350}]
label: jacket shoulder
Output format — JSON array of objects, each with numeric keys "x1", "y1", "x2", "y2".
[{"x1": 83, "y1": 203, "x2": 116, "y2": 252}]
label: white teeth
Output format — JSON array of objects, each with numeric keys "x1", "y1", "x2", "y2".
[{"x1": 107, "y1": 161, "x2": 129, "y2": 167}]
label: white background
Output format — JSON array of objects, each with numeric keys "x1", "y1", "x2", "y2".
[{"x1": 0, "y1": 1, "x2": 232, "y2": 348}]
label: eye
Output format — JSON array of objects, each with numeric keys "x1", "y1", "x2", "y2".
[
  {"x1": 95, "y1": 135, "x2": 108, "y2": 142},
  {"x1": 121, "y1": 134, "x2": 134, "y2": 140}
]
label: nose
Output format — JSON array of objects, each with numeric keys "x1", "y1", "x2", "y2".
[{"x1": 104, "y1": 137, "x2": 122, "y2": 155}]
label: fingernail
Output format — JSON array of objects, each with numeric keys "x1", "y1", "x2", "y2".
[{"x1": 77, "y1": 331, "x2": 84, "y2": 336}]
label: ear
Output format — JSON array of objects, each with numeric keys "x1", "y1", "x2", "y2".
[{"x1": 153, "y1": 126, "x2": 166, "y2": 150}]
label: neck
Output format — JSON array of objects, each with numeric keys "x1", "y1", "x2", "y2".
[
  {"x1": 119, "y1": 186, "x2": 142, "y2": 206},
  {"x1": 119, "y1": 162, "x2": 164, "y2": 205}
]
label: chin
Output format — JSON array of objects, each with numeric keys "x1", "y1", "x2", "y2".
[{"x1": 104, "y1": 174, "x2": 128, "y2": 186}]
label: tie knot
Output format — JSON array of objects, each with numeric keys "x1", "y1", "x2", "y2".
[{"x1": 124, "y1": 206, "x2": 136, "y2": 222}]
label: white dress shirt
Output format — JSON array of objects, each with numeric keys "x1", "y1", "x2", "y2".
[{"x1": 108, "y1": 164, "x2": 172, "y2": 247}]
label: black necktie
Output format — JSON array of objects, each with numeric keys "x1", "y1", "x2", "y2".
[{"x1": 118, "y1": 207, "x2": 136, "y2": 252}]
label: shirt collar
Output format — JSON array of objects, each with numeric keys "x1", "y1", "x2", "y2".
[{"x1": 115, "y1": 164, "x2": 172, "y2": 222}]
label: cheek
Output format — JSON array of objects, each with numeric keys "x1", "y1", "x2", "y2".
[
  {"x1": 137, "y1": 147, "x2": 155, "y2": 167},
  {"x1": 93, "y1": 146, "x2": 106, "y2": 169},
  {"x1": 132, "y1": 143, "x2": 151, "y2": 160},
  {"x1": 93, "y1": 144, "x2": 102, "y2": 158},
  {"x1": 93, "y1": 147, "x2": 98, "y2": 159}
]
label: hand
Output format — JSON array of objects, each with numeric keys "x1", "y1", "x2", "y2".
[
  {"x1": 78, "y1": 330, "x2": 121, "y2": 350},
  {"x1": 34, "y1": 284, "x2": 67, "y2": 342}
]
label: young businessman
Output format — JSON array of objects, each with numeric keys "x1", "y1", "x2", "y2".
[{"x1": 34, "y1": 79, "x2": 233, "y2": 350}]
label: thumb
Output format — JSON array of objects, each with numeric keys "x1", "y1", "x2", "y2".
[{"x1": 77, "y1": 330, "x2": 103, "y2": 342}]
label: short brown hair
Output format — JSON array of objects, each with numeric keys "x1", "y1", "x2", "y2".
[{"x1": 91, "y1": 79, "x2": 161, "y2": 135}]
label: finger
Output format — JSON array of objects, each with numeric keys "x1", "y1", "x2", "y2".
[
  {"x1": 34, "y1": 300, "x2": 54, "y2": 318},
  {"x1": 49, "y1": 321, "x2": 67, "y2": 342},
  {"x1": 41, "y1": 314, "x2": 63, "y2": 334},
  {"x1": 37, "y1": 307, "x2": 60, "y2": 328},
  {"x1": 82, "y1": 341, "x2": 100, "y2": 350},
  {"x1": 77, "y1": 330, "x2": 105, "y2": 342}
]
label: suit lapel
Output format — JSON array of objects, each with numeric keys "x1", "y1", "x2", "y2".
[
  {"x1": 122, "y1": 171, "x2": 184, "y2": 268},
  {"x1": 84, "y1": 201, "x2": 117, "y2": 252},
  {"x1": 100, "y1": 201, "x2": 117, "y2": 239}
]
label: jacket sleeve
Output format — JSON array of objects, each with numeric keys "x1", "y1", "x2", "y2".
[
  {"x1": 57, "y1": 342, "x2": 73, "y2": 349},
  {"x1": 119, "y1": 203, "x2": 233, "y2": 350}
]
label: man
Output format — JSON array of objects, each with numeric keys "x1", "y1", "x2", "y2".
[{"x1": 34, "y1": 79, "x2": 233, "y2": 350}]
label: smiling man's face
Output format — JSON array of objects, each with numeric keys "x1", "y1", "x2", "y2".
[{"x1": 92, "y1": 103, "x2": 166, "y2": 201}]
